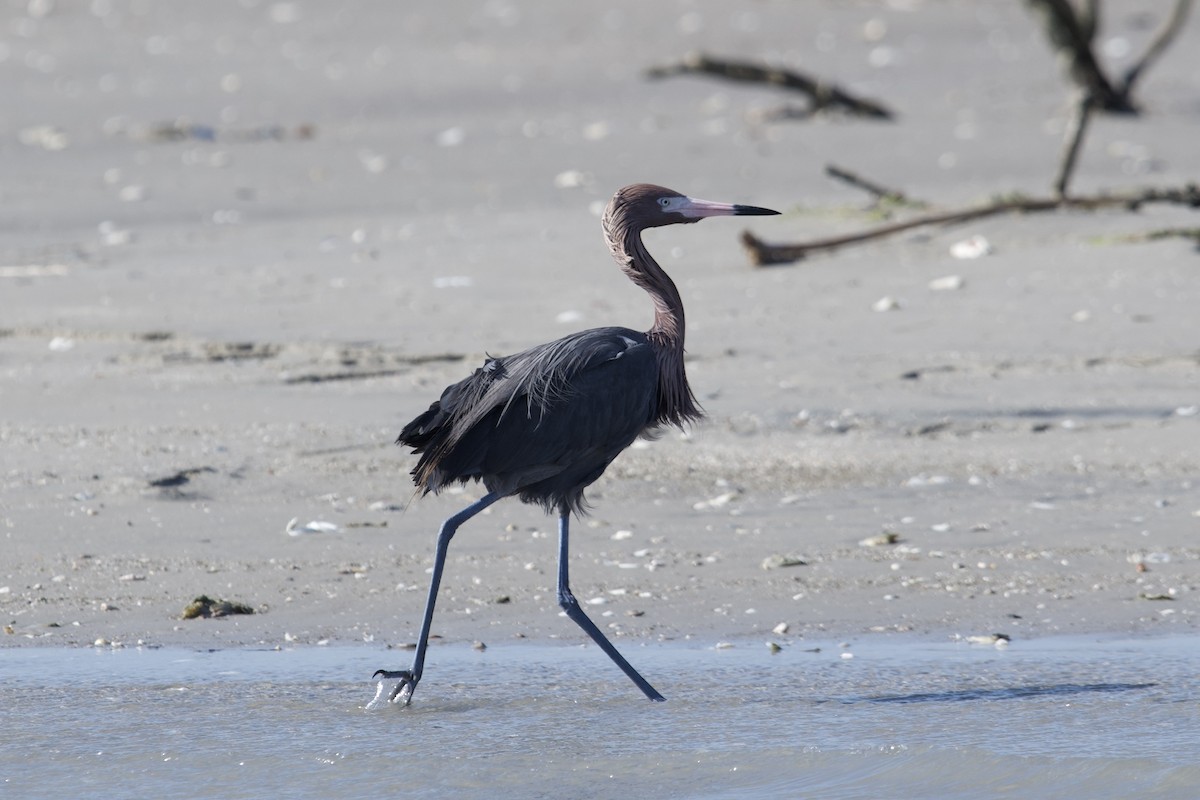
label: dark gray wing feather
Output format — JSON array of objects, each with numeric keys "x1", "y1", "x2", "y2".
[{"x1": 398, "y1": 327, "x2": 658, "y2": 513}]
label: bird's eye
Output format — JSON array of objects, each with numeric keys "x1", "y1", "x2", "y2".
[{"x1": 658, "y1": 198, "x2": 671, "y2": 208}]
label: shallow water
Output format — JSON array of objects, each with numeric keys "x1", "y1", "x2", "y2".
[{"x1": 2, "y1": 635, "x2": 1197, "y2": 799}]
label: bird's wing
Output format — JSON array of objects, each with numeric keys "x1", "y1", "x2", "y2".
[{"x1": 402, "y1": 328, "x2": 657, "y2": 494}]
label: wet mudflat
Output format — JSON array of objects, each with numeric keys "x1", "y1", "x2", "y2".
[{"x1": 2, "y1": 635, "x2": 1196, "y2": 800}]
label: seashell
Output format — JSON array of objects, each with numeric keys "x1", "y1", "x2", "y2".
[
  {"x1": 286, "y1": 518, "x2": 342, "y2": 536},
  {"x1": 928, "y1": 274, "x2": 964, "y2": 291},
  {"x1": 761, "y1": 554, "x2": 807, "y2": 570},
  {"x1": 949, "y1": 235, "x2": 992, "y2": 259},
  {"x1": 859, "y1": 532, "x2": 900, "y2": 547}
]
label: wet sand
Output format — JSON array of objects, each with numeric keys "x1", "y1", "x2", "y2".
[{"x1": 2, "y1": 1, "x2": 1197, "y2": 655}]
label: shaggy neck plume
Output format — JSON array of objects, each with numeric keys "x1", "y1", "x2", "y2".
[{"x1": 602, "y1": 198, "x2": 703, "y2": 428}]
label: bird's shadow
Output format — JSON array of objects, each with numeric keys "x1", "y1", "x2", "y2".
[{"x1": 853, "y1": 681, "x2": 1157, "y2": 705}]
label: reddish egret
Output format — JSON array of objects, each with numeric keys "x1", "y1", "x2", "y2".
[{"x1": 375, "y1": 183, "x2": 778, "y2": 704}]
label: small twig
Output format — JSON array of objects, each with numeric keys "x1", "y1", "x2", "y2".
[
  {"x1": 646, "y1": 52, "x2": 895, "y2": 120},
  {"x1": 1054, "y1": 92, "x2": 1095, "y2": 198},
  {"x1": 825, "y1": 164, "x2": 921, "y2": 206},
  {"x1": 1117, "y1": 227, "x2": 1200, "y2": 245},
  {"x1": 741, "y1": 184, "x2": 1200, "y2": 265},
  {"x1": 1119, "y1": 0, "x2": 1194, "y2": 99},
  {"x1": 283, "y1": 368, "x2": 411, "y2": 385}
]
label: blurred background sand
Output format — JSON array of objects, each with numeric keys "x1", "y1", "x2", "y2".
[{"x1": 2, "y1": 1, "x2": 1197, "y2": 650}]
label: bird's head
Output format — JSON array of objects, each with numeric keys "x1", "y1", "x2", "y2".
[{"x1": 607, "y1": 183, "x2": 779, "y2": 230}]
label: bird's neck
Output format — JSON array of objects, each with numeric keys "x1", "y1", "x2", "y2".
[
  {"x1": 612, "y1": 229, "x2": 685, "y2": 344},
  {"x1": 611, "y1": 227, "x2": 702, "y2": 426}
]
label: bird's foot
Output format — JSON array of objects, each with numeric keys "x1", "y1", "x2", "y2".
[{"x1": 372, "y1": 669, "x2": 417, "y2": 706}]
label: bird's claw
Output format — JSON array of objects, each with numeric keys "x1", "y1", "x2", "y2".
[{"x1": 373, "y1": 669, "x2": 417, "y2": 706}]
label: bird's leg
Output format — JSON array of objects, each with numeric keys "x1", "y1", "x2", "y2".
[
  {"x1": 374, "y1": 492, "x2": 501, "y2": 705},
  {"x1": 555, "y1": 510, "x2": 665, "y2": 701}
]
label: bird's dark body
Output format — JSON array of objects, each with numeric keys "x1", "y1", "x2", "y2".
[
  {"x1": 398, "y1": 326, "x2": 657, "y2": 515},
  {"x1": 374, "y1": 183, "x2": 778, "y2": 705}
]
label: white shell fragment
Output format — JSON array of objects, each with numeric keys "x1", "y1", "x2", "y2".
[
  {"x1": 286, "y1": 518, "x2": 342, "y2": 536},
  {"x1": 98, "y1": 220, "x2": 134, "y2": 246},
  {"x1": 1129, "y1": 552, "x2": 1171, "y2": 566},
  {"x1": 762, "y1": 554, "x2": 806, "y2": 570},
  {"x1": 949, "y1": 235, "x2": 993, "y2": 259},
  {"x1": 693, "y1": 491, "x2": 740, "y2": 510},
  {"x1": 553, "y1": 169, "x2": 588, "y2": 189},
  {"x1": 358, "y1": 149, "x2": 389, "y2": 174},
  {"x1": 928, "y1": 274, "x2": 964, "y2": 291},
  {"x1": 436, "y1": 126, "x2": 465, "y2": 147},
  {"x1": 871, "y1": 296, "x2": 901, "y2": 312},
  {"x1": 582, "y1": 121, "x2": 611, "y2": 141},
  {"x1": 965, "y1": 633, "x2": 1011, "y2": 647},
  {"x1": 118, "y1": 184, "x2": 147, "y2": 202}
]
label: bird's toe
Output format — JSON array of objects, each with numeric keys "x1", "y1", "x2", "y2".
[{"x1": 372, "y1": 669, "x2": 417, "y2": 705}]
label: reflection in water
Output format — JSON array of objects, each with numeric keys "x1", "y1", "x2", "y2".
[{"x1": 863, "y1": 681, "x2": 1158, "y2": 704}]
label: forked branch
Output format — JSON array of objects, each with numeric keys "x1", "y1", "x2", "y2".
[
  {"x1": 739, "y1": 1, "x2": 1196, "y2": 266},
  {"x1": 1025, "y1": 0, "x2": 1193, "y2": 113},
  {"x1": 1118, "y1": 0, "x2": 1195, "y2": 99}
]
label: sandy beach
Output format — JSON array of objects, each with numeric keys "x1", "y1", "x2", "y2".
[{"x1": 3, "y1": 0, "x2": 1198, "y2": 657}]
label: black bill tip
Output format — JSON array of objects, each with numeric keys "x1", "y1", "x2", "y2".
[{"x1": 732, "y1": 204, "x2": 780, "y2": 216}]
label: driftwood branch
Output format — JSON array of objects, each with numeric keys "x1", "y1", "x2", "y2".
[
  {"x1": 1119, "y1": 0, "x2": 1194, "y2": 99},
  {"x1": 646, "y1": 52, "x2": 894, "y2": 120},
  {"x1": 741, "y1": 184, "x2": 1200, "y2": 266},
  {"x1": 1025, "y1": 0, "x2": 1193, "y2": 113},
  {"x1": 1077, "y1": 0, "x2": 1101, "y2": 43},
  {"x1": 728, "y1": 1, "x2": 1195, "y2": 267},
  {"x1": 1025, "y1": 0, "x2": 1132, "y2": 111},
  {"x1": 1053, "y1": 92, "x2": 1094, "y2": 198}
]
